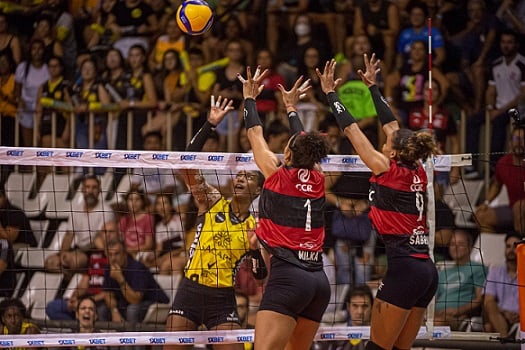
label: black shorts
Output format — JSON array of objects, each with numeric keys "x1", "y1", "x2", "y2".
[
  {"x1": 259, "y1": 256, "x2": 330, "y2": 322},
  {"x1": 168, "y1": 277, "x2": 240, "y2": 329},
  {"x1": 376, "y1": 256, "x2": 438, "y2": 310}
]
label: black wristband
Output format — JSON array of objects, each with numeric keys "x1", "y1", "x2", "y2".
[
  {"x1": 249, "y1": 249, "x2": 267, "y2": 280},
  {"x1": 287, "y1": 111, "x2": 304, "y2": 135},
  {"x1": 243, "y1": 98, "x2": 263, "y2": 129},
  {"x1": 369, "y1": 85, "x2": 396, "y2": 125},
  {"x1": 327, "y1": 92, "x2": 357, "y2": 130},
  {"x1": 186, "y1": 121, "x2": 215, "y2": 152}
]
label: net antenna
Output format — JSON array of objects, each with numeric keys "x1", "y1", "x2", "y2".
[
  {"x1": 425, "y1": 16, "x2": 436, "y2": 339},
  {"x1": 427, "y1": 17, "x2": 433, "y2": 130}
]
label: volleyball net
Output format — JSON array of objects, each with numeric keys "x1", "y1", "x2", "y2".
[{"x1": 0, "y1": 146, "x2": 518, "y2": 348}]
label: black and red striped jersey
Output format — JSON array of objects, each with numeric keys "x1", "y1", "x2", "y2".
[
  {"x1": 257, "y1": 166, "x2": 325, "y2": 270},
  {"x1": 369, "y1": 160, "x2": 430, "y2": 259},
  {"x1": 87, "y1": 251, "x2": 108, "y2": 296}
]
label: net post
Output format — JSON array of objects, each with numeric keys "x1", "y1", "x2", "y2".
[
  {"x1": 427, "y1": 17, "x2": 433, "y2": 129},
  {"x1": 425, "y1": 16, "x2": 436, "y2": 339},
  {"x1": 515, "y1": 240, "x2": 525, "y2": 348},
  {"x1": 425, "y1": 156, "x2": 436, "y2": 338}
]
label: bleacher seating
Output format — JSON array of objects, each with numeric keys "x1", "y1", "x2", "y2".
[
  {"x1": 108, "y1": 172, "x2": 131, "y2": 205},
  {"x1": 142, "y1": 274, "x2": 181, "y2": 324},
  {"x1": 489, "y1": 185, "x2": 510, "y2": 208},
  {"x1": 99, "y1": 171, "x2": 115, "y2": 196},
  {"x1": 41, "y1": 174, "x2": 76, "y2": 220},
  {"x1": 443, "y1": 180, "x2": 484, "y2": 228},
  {"x1": 5, "y1": 173, "x2": 44, "y2": 218},
  {"x1": 321, "y1": 283, "x2": 350, "y2": 325},
  {"x1": 470, "y1": 233, "x2": 506, "y2": 268},
  {"x1": 20, "y1": 272, "x2": 63, "y2": 320},
  {"x1": 29, "y1": 219, "x2": 50, "y2": 248},
  {"x1": 16, "y1": 247, "x2": 55, "y2": 269},
  {"x1": 46, "y1": 221, "x2": 69, "y2": 251},
  {"x1": 62, "y1": 273, "x2": 83, "y2": 300}
]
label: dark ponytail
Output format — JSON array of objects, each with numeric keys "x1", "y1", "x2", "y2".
[
  {"x1": 289, "y1": 131, "x2": 330, "y2": 169},
  {"x1": 393, "y1": 129, "x2": 438, "y2": 165}
]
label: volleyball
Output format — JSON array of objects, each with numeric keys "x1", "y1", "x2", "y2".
[{"x1": 176, "y1": 0, "x2": 214, "y2": 36}]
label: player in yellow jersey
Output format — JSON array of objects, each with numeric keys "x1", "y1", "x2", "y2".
[
  {"x1": 165, "y1": 96, "x2": 266, "y2": 350},
  {"x1": 0, "y1": 298, "x2": 40, "y2": 343}
]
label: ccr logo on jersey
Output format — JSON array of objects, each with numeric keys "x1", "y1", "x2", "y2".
[
  {"x1": 297, "y1": 168, "x2": 310, "y2": 183},
  {"x1": 296, "y1": 169, "x2": 313, "y2": 192},
  {"x1": 410, "y1": 174, "x2": 424, "y2": 192},
  {"x1": 295, "y1": 183, "x2": 313, "y2": 192}
]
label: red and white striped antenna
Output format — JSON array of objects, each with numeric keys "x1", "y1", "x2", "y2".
[{"x1": 427, "y1": 17, "x2": 433, "y2": 131}]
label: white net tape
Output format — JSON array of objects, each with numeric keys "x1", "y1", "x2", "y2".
[
  {"x1": 0, "y1": 147, "x2": 471, "y2": 171},
  {"x1": 0, "y1": 326, "x2": 455, "y2": 348}
]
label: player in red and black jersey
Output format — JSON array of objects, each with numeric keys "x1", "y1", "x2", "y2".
[
  {"x1": 317, "y1": 54, "x2": 439, "y2": 350},
  {"x1": 238, "y1": 67, "x2": 331, "y2": 350}
]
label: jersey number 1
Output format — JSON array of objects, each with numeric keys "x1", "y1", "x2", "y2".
[{"x1": 304, "y1": 199, "x2": 312, "y2": 231}]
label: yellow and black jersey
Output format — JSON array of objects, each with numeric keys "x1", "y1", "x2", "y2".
[
  {"x1": 2, "y1": 321, "x2": 40, "y2": 350},
  {"x1": 2, "y1": 321, "x2": 38, "y2": 336},
  {"x1": 185, "y1": 197, "x2": 254, "y2": 288}
]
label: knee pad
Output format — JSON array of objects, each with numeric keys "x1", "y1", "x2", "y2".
[{"x1": 365, "y1": 341, "x2": 386, "y2": 350}]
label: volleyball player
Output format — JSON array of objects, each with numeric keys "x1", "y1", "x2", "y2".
[
  {"x1": 237, "y1": 67, "x2": 331, "y2": 350},
  {"x1": 316, "y1": 55, "x2": 439, "y2": 350},
  {"x1": 164, "y1": 96, "x2": 266, "y2": 350}
]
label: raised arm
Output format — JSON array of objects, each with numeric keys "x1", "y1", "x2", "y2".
[
  {"x1": 238, "y1": 66, "x2": 280, "y2": 179},
  {"x1": 278, "y1": 75, "x2": 310, "y2": 135},
  {"x1": 317, "y1": 57, "x2": 390, "y2": 175},
  {"x1": 182, "y1": 96, "x2": 233, "y2": 214},
  {"x1": 358, "y1": 53, "x2": 400, "y2": 138}
]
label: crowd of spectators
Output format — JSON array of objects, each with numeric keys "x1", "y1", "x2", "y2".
[
  {"x1": 0, "y1": 0, "x2": 525, "y2": 345},
  {"x1": 0, "y1": 0, "x2": 521, "y2": 157}
]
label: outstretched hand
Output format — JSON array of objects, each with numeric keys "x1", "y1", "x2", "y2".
[
  {"x1": 357, "y1": 53, "x2": 381, "y2": 88},
  {"x1": 316, "y1": 59, "x2": 342, "y2": 94},
  {"x1": 278, "y1": 76, "x2": 311, "y2": 110},
  {"x1": 237, "y1": 66, "x2": 269, "y2": 100},
  {"x1": 208, "y1": 95, "x2": 234, "y2": 126}
]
